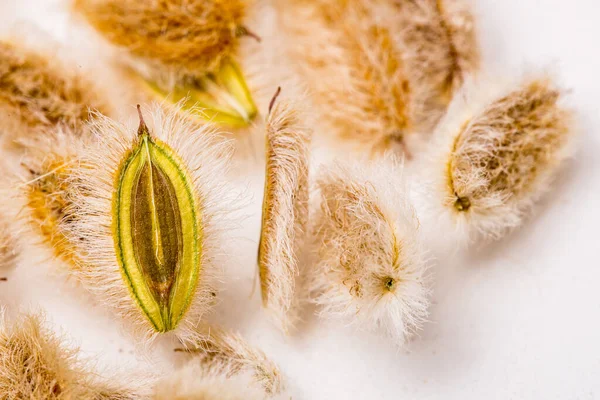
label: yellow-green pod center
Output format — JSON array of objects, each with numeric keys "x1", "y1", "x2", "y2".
[
  {"x1": 144, "y1": 58, "x2": 257, "y2": 128},
  {"x1": 113, "y1": 129, "x2": 199, "y2": 332}
]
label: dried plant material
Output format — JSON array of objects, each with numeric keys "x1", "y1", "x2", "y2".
[
  {"x1": 177, "y1": 326, "x2": 284, "y2": 396},
  {"x1": 20, "y1": 129, "x2": 85, "y2": 268},
  {"x1": 311, "y1": 160, "x2": 430, "y2": 345},
  {"x1": 0, "y1": 312, "x2": 142, "y2": 399},
  {"x1": 421, "y1": 75, "x2": 575, "y2": 243},
  {"x1": 74, "y1": 0, "x2": 258, "y2": 128},
  {"x1": 257, "y1": 89, "x2": 310, "y2": 333},
  {"x1": 0, "y1": 40, "x2": 109, "y2": 147},
  {"x1": 63, "y1": 105, "x2": 232, "y2": 340},
  {"x1": 153, "y1": 362, "x2": 271, "y2": 400},
  {"x1": 0, "y1": 217, "x2": 17, "y2": 275},
  {"x1": 276, "y1": 0, "x2": 479, "y2": 155}
]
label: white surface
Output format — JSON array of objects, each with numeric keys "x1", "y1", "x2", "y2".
[{"x1": 1, "y1": 0, "x2": 600, "y2": 399}]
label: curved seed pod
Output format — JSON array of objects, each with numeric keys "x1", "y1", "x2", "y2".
[
  {"x1": 0, "y1": 40, "x2": 110, "y2": 148},
  {"x1": 311, "y1": 159, "x2": 430, "y2": 345},
  {"x1": 177, "y1": 326, "x2": 284, "y2": 395},
  {"x1": 73, "y1": 0, "x2": 260, "y2": 129},
  {"x1": 275, "y1": 0, "x2": 478, "y2": 156},
  {"x1": 62, "y1": 105, "x2": 232, "y2": 340},
  {"x1": 257, "y1": 89, "x2": 311, "y2": 333},
  {"x1": 419, "y1": 75, "x2": 575, "y2": 244},
  {"x1": 0, "y1": 312, "x2": 143, "y2": 399}
]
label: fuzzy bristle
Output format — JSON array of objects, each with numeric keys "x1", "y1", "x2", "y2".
[
  {"x1": 178, "y1": 326, "x2": 284, "y2": 395},
  {"x1": 0, "y1": 312, "x2": 140, "y2": 399},
  {"x1": 62, "y1": 105, "x2": 235, "y2": 340},
  {"x1": 276, "y1": 0, "x2": 479, "y2": 155},
  {"x1": 310, "y1": 159, "x2": 430, "y2": 345},
  {"x1": 153, "y1": 362, "x2": 271, "y2": 400},
  {"x1": 0, "y1": 218, "x2": 17, "y2": 274},
  {"x1": 258, "y1": 92, "x2": 311, "y2": 333},
  {"x1": 0, "y1": 40, "x2": 108, "y2": 146},
  {"x1": 421, "y1": 74, "x2": 575, "y2": 243},
  {"x1": 73, "y1": 0, "x2": 246, "y2": 75}
]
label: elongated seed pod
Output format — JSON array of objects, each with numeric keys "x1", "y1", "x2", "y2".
[
  {"x1": 0, "y1": 40, "x2": 109, "y2": 148},
  {"x1": 62, "y1": 105, "x2": 233, "y2": 340},
  {"x1": 177, "y1": 326, "x2": 284, "y2": 395},
  {"x1": 0, "y1": 312, "x2": 143, "y2": 399},
  {"x1": 73, "y1": 0, "x2": 271, "y2": 130},
  {"x1": 311, "y1": 159, "x2": 430, "y2": 345},
  {"x1": 153, "y1": 362, "x2": 269, "y2": 400},
  {"x1": 276, "y1": 0, "x2": 478, "y2": 156},
  {"x1": 257, "y1": 89, "x2": 311, "y2": 333},
  {"x1": 418, "y1": 75, "x2": 575, "y2": 244}
]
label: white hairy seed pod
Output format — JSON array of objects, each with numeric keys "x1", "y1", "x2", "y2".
[
  {"x1": 418, "y1": 74, "x2": 576, "y2": 245},
  {"x1": 0, "y1": 312, "x2": 143, "y2": 399},
  {"x1": 257, "y1": 88, "x2": 311, "y2": 333},
  {"x1": 275, "y1": 0, "x2": 479, "y2": 156},
  {"x1": 310, "y1": 159, "x2": 430, "y2": 345},
  {"x1": 62, "y1": 105, "x2": 283, "y2": 394}
]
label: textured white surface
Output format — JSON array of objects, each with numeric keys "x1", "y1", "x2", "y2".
[{"x1": 1, "y1": 0, "x2": 599, "y2": 399}]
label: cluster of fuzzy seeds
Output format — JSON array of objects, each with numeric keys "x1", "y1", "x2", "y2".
[{"x1": 0, "y1": 0, "x2": 579, "y2": 398}]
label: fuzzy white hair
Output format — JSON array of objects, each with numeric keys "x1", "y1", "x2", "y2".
[
  {"x1": 258, "y1": 92, "x2": 311, "y2": 333},
  {"x1": 62, "y1": 104, "x2": 236, "y2": 343},
  {"x1": 310, "y1": 158, "x2": 431, "y2": 345},
  {"x1": 414, "y1": 73, "x2": 576, "y2": 248}
]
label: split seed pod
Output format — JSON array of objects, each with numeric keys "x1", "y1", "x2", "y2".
[
  {"x1": 63, "y1": 105, "x2": 284, "y2": 394},
  {"x1": 0, "y1": 40, "x2": 109, "y2": 148},
  {"x1": 311, "y1": 159, "x2": 430, "y2": 345},
  {"x1": 73, "y1": 0, "x2": 259, "y2": 129},
  {"x1": 276, "y1": 0, "x2": 479, "y2": 156},
  {"x1": 257, "y1": 89, "x2": 311, "y2": 333},
  {"x1": 420, "y1": 75, "x2": 575, "y2": 244},
  {"x1": 0, "y1": 312, "x2": 141, "y2": 399}
]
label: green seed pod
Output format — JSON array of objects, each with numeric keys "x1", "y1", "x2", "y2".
[{"x1": 73, "y1": 0, "x2": 261, "y2": 129}]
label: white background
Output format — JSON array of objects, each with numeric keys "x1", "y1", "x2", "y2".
[{"x1": 1, "y1": 0, "x2": 600, "y2": 399}]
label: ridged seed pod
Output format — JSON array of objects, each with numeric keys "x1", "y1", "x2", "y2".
[
  {"x1": 420, "y1": 75, "x2": 575, "y2": 244},
  {"x1": 310, "y1": 159, "x2": 430, "y2": 344},
  {"x1": 276, "y1": 0, "x2": 479, "y2": 156}
]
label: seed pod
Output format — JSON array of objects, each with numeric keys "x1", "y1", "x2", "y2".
[
  {"x1": 257, "y1": 89, "x2": 311, "y2": 333},
  {"x1": 177, "y1": 325, "x2": 284, "y2": 396},
  {"x1": 0, "y1": 312, "x2": 143, "y2": 399},
  {"x1": 73, "y1": 0, "x2": 261, "y2": 129},
  {"x1": 63, "y1": 105, "x2": 231, "y2": 339},
  {"x1": 153, "y1": 361, "x2": 287, "y2": 400},
  {"x1": 419, "y1": 75, "x2": 575, "y2": 244},
  {"x1": 275, "y1": 0, "x2": 479, "y2": 156},
  {"x1": 311, "y1": 159, "x2": 430, "y2": 345},
  {"x1": 0, "y1": 40, "x2": 109, "y2": 148}
]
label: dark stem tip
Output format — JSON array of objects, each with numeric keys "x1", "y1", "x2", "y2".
[
  {"x1": 136, "y1": 104, "x2": 149, "y2": 137},
  {"x1": 268, "y1": 86, "x2": 282, "y2": 115}
]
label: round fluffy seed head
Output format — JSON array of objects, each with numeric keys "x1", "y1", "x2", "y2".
[
  {"x1": 424, "y1": 75, "x2": 575, "y2": 243},
  {"x1": 258, "y1": 91, "x2": 311, "y2": 333},
  {"x1": 0, "y1": 41, "x2": 109, "y2": 145},
  {"x1": 74, "y1": 0, "x2": 247, "y2": 75},
  {"x1": 63, "y1": 105, "x2": 233, "y2": 340},
  {"x1": 310, "y1": 159, "x2": 430, "y2": 345},
  {"x1": 276, "y1": 0, "x2": 479, "y2": 156},
  {"x1": 0, "y1": 312, "x2": 141, "y2": 399}
]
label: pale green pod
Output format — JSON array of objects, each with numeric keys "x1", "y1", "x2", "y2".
[{"x1": 113, "y1": 109, "x2": 201, "y2": 332}]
